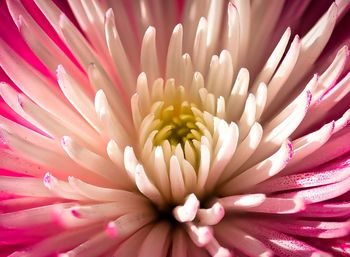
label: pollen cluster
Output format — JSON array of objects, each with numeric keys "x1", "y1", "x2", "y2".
[{"x1": 152, "y1": 99, "x2": 202, "y2": 148}]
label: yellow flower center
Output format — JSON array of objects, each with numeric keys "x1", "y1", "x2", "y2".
[{"x1": 153, "y1": 100, "x2": 203, "y2": 148}]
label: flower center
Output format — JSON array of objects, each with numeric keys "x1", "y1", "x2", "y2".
[
  {"x1": 131, "y1": 74, "x2": 219, "y2": 171},
  {"x1": 153, "y1": 101, "x2": 202, "y2": 148}
]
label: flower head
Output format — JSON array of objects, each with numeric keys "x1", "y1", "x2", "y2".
[{"x1": 1, "y1": 0, "x2": 350, "y2": 256}]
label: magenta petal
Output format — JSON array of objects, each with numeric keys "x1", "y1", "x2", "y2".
[
  {"x1": 296, "y1": 202, "x2": 350, "y2": 218},
  {"x1": 255, "y1": 154, "x2": 350, "y2": 193},
  {"x1": 251, "y1": 218, "x2": 350, "y2": 239},
  {"x1": 234, "y1": 219, "x2": 332, "y2": 257}
]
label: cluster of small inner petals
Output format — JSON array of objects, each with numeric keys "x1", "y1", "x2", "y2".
[{"x1": 1, "y1": 0, "x2": 350, "y2": 256}]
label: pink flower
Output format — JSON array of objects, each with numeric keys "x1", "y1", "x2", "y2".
[{"x1": 1, "y1": 0, "x2": 350, "y2": 256}]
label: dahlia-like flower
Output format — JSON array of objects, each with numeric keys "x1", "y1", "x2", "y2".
[{"x1": 1, "y1": 0, "x2": 350, "y2": 256}]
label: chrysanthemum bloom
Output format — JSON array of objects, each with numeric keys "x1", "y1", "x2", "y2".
[{"x1": 1, "y1": 0, "x2": 350, "y2": 256}]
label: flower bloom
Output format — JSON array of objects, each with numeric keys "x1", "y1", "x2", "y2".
[{"x1": 1, "y1": 0, "x2": 350, "y2": 256}]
